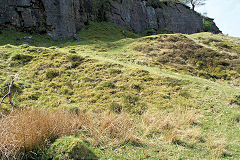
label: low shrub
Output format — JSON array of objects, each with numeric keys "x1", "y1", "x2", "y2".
[
  {"x1": 46, "y1": 70, "x2": 59, "y2": 79},
  {"x1": 216, "y1": 42, "x2": 232, "y2": 49},
  {"x1": 109, "y1": 102, "x2": 123, "y2": 114},
  {"x1": 67, "y1": 54, "x2": 84, "y2": 68},
  {"x1": 122, "y1": 94, "x2": 148, "y2": 115},
  {"x1": 203, "y1": 21, "x2": 214, "y2": 32},
  {"x1": 10, "y1": 53, "x2": 33, "y2": 65},
  {"x1": 101, "y1": 81, "x2": 115, "y2": 88}
]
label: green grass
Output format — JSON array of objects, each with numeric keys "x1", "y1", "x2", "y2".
[{"x1": 0, "y1": 22, "x2": 240, "y2": 159}]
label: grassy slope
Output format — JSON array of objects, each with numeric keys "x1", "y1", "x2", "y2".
[{"x1": 0, "y1": 22, "x2": 240, "y2": 159}]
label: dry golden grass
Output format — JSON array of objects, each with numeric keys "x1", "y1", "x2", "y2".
[
  {"x1": 97, "y1": 112, "x2": 136, "y2": 146},
  {"x1": 0, "y1": 110, "x2": 80, "y2": 159},
  {"x1": 141, "y1": 109, "x2": 200, "y2": 143},
  {"x1": 207, "y1": 135, "x2": 228, "y2": 158},
  {"x1": 0, "y1": 108, "x2": 212, "y2": 159},
  {"x1": 0, "y1": 110, "x2": 137, "y2": 159}
]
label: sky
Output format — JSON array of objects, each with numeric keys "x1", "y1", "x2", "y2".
[{"x1": 196, "y1": 0, "x2": 240, "y2": 37}]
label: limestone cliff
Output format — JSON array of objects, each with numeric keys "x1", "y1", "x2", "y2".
[
  {"x1": 0, "y1": 0, "x2": 221, "y2": 40},
  {"x1": 0, "y1": 0, "x2": 95, "y2": 40}
]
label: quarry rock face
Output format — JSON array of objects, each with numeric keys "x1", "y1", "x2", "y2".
[
  {"x1": 0, "y1": 0, "x2": 221, "y2": 40},
  {"x1": 0, "y1": 0, "x2": 94, "y2": 40},
  {"x1": 107, "y1": 0, "x2": 206, "y2": 34}
]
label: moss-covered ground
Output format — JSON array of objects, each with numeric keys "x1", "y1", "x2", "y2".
[{"x1": 0, "y1": 22, "x2": 240, "y2": 159}]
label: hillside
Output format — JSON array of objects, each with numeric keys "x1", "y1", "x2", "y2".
[{"x1": 0, "y1": 22, "x2": 240, "y2": 159}]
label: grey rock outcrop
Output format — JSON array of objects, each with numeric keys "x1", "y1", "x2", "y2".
[
  {"x1": 107, "y1": 0, "x2": 206, "y2": 34},
  {"x1": 0, "y1": 0, "x2": 221, "y2": 40},
  {"x1": 0, "y1": 0, "x2": 95, "y2": 40}
]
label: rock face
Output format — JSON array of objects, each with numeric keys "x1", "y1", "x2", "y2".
[
  {"x1": 0, "y1": 0, "x2": 95, "y2": 40},
  {"x1": 0, "y1": 0, "x2": 221, "y2": 40},
  {"x1": 107, "y1": 0, "x2": 206, "y2": 34}
]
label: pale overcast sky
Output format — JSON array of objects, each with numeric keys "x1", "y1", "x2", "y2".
[{"x1": 196, "y1": 0, "x2": 240, "y2": 37}]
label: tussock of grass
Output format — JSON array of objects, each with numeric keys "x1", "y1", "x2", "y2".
[
  {"x1": 46, "y1": 136, "x2": 98, "y2": 160},
  {"x1": 97, "y1": 112, "x2": 137, "y2": 146},
  {"x1": 0, "y1": 110, "x2": 80, "y2": 159},
  {"x1": 142, "y1": 109, "x2": 200, "y2": 143},
  {"x1": 205, "y1": 133, "x2": 229, "y2": 158}
]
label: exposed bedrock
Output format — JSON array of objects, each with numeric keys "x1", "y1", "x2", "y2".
[{"x1": 0, "y1": 0, "x2": 221, "y2": 40}]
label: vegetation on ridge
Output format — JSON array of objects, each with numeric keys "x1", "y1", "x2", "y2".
[{"x1": 0, "y1": 22, "x2": 240, "y2": 159}]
